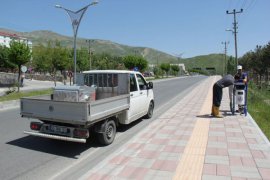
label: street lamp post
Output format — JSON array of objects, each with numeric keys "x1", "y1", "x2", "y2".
[{"x1": 55, "y1": 1, "x2": 98, "y2": 84}]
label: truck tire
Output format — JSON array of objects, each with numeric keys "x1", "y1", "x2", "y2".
[
  {"x1": 97, "y1": 120, "x2": 116, "y2": 145},
  {"x1": 145, "y1": 100, "x2": 154, "y2": 119}
]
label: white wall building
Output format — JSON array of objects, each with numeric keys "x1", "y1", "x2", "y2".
[{"x1": 0, "y1": 31, "x2": 32, "y2": 50}]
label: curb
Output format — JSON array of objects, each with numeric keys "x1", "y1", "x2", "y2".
[
  {"x1": 0, "y1": 99, "x2": 20, "y2": 111},
  {"x1": 247, "y1": 112, "x2": 270, "y2": 146}
]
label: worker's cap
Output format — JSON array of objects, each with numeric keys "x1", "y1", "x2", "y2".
[{"x1": 237, "y1": 65, "x2": 242, "y2": 70}]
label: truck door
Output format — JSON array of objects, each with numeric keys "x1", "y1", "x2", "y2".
[
  {"x1": 128, "y1": 73, "x2": 141, "y2": 119},
  {"x1": 135, "y1": 73, "x2": 149, "y2": 113}
]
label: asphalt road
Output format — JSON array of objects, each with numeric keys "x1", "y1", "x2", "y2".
[{"x1": 0, "y1": 76, "x2": 206, "y2": 180}]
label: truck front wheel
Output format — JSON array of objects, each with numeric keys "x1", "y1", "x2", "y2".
[
  {"x1": 97, "y1": 120, "x2": 116, "y2": 145},
  {"x1": 145, "y1": 100, "x2": 154, "y2": 119}
]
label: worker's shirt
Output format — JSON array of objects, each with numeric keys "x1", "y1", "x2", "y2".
[{"x1": 216, "y1": 74, "x2": 234, "y2": 88}]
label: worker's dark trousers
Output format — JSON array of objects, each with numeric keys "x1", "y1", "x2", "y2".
[{"x1": 213, "y1": 83, "x2": 223, "y2": 107}]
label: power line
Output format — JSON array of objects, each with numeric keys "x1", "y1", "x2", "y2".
[{"x1": 240, "y1": 0, "x2": 248, "y2": 9}]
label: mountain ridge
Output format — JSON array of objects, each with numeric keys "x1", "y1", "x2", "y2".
[{"x1": 0, "y1": 28, "x2": 226, "y2": 74}]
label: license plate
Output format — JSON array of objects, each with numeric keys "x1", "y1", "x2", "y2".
[{"x1": 49, "y1": 125, "x2": 67, "y2": 134}]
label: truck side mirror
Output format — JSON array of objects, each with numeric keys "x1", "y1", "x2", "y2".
[{"x1": 148, "y1": 82, "x2": 153, "y2": 89}]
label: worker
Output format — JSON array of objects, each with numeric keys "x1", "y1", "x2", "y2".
[
  {"x1": 212, "y1": 74, "x2": 238, "y2": 118},
  {"x1": 234, "y1": 65, "x2": 247, "y2": 113},
  {"x1": 234, "y1": 65, "x2": 247, "y2": 83}
]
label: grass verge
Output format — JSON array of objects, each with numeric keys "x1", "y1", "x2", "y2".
[
  {"x1": 0, "y1": 89, "x2": 53, "y2": 102},
  {"x1": 248, "y1": 84, "x2": 270, "y2": 140}
]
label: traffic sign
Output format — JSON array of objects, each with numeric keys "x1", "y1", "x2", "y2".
[{"x1": 21, "y1": 66, "x2": 27, "y2": 73}]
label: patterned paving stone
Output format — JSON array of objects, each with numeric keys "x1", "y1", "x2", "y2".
[{"x1": 79, "y1": 76, "x2": 270, "y2": 180}]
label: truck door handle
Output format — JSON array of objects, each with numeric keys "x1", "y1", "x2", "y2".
[
  {"x1": 140, "y1": 92, "x2": 143, "y2": 94},
  {"x1": 130, "y1": 94, "x2": 133, "y2": 97}
]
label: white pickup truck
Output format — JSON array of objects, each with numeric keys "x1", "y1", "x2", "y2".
[{"x1": 20, "y1": 70, "x2": 154, "y2": 145}]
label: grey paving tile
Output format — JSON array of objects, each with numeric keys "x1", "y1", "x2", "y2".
[
  {"x1": 209, "y1": 131, "x2": 226, "y2": 137},
  {"x1": 93, "y1": 164, "x2": 125, "y2": 176},
  {"x1": 227, "y1": 137, "x2": 246, "y2": 143},
  {"x1": 205, "y1": 155, "x2": 229, "y2": 165},
  {"x1": 225, "y1": 128, "x2": 242, "y2": 133},
  {"x1": 228, "y1": 149, "x2": 252, "y2": 157},
  {"x1": 126, "y1": 158, "x2": 155, "y2": 168},
  {"x1": 158, "y1": 152, "x2": 182, "y2": 161},
  {"x1": 202, "y1": 175, "x2": 231, "y2": 180},
  {"x1": 167, "y1": 140, "x2": 188, "y2": 146},
  {"x1": 144, "y1": 144, "x2": 165, "y2": 151},
  {"x1": 210, "y1": 124, "x2": 225, "y2": 128},
  {"x1": 208, "y1": 142, "x2": 228, "y2": 149},
  {"x1": 144, "y1": 170, "x2": 174, "y2": 180},
  {"x1": 249, "y1": 144, "x2": 270, "y2": 151},
  {"x1": 230, "y1": 166, "x2": 261, "y2": 179},
  {"x1": 255, "y1": 159, "x2": 270, "y2": 168}
]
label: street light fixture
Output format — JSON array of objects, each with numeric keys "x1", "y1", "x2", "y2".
[{"x1": 55, "y1": 1, "x2": 98, "y2": 84}]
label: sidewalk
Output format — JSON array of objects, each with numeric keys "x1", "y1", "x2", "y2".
[
  {"x1": 0, "y1": 78, "x2": 64, "y2": 110},
  {"x1": 78, "y1": 76, "x2": 270, "y2": 180}
]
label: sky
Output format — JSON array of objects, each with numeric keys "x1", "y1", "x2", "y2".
[{"x1": 0, "y1": 0, "x2": 269, "y2": 58}]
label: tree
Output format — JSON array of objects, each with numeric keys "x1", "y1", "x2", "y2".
[
  {"x1": 0, "y1": 45, "x2": 16, "y2": 71},
  {"x1": 123, "y1": 55, "x2": 148, "y2": 72},
  {"x1": 171, "y1": 65, "x2": 180, "y2": 76},
  {"x1": 160, "y1": 63, "x2": 170, "y2": 77},
  {"x1": 50, "y1": 41, "x2": 71, "y2": 86},
  {"x1": 77, "y1": 47, "x2": 90, "y2": 72},
  {"x1": 32, "y1": 44, "x2": 51, "y2": 73},
  {"x1": 8, "y1": 40, "x2": 31, "y2": 91}
]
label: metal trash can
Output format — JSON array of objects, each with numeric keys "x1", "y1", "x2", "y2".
[{"x1": 231, "y1": 81, "x2": 248, "y2": 116}]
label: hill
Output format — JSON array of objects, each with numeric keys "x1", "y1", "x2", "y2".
[
  {"x1": 0, "y1": 28, "x2": 178, "y2": 65},
  {"x1": 0, "y1": 28, "x2": 227, "y2": 74},
  {"x1": 179, "y1": 54, "x2": 227, "y2": 75}
]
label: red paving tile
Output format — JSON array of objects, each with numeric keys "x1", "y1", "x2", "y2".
[
  {"x1": 117, "y1": 166, "x2": 149, "y2": 179},
  {"x1": 138, "y1": 150, "x2": 160, "y2": 159},
  {"x1": 150, "y1": 138, "x2": 169, "y2": 145},
  {"x1": 159, "y1": 129, "x2": 176, "y2": 134},
  {"x1": 109, "y1": 155, "x2": 131, "y2": 165},
  {"x1": 203, "y1": 163, "x2": 217, "y2": 175},
  {"x1": 163, "y1": 145, "x2": 185, "y2": 153},
  {"x1": 242, "y1": 128, "x2": 253, "y2": 134},
  {"x1": 241, "y1": 157, "x2": 256, "y2": 167},
  {"x1": 87, "y1": 173, "x2": 112, "y2": 180},
  {"x1": 251, "y1": 150, "x2": 265, "y2": 159},
  {"x1": 226, "y1": 132, "x2": 244, "y2": 138},
  {"x1": 151, "y1": 160, "x2": 178, "y2": 172},
  {"x1": 210, "y1": 127, "x2": 226, "y2": 131},
  {"x1": 206, "y1": 148, "x2": 228, "y2": 156},
  {"x1": 228, "y1": 142, "x2": 249, "y2": 149},
  {"x1": 206, "y1": 148, "x2": 217, "y2": 155},
  {"x1": 217, "y1": 164, "x2": 231, "y2": 176},
  {"x1": 140, "y1": 133, "x2": 155, "y2": 139},
  {"x1": 246, "y1": 138, "x2": 257, "y2": 144},
  {"x1": 230, "y1": 157, "x2": 242, "y2": 166},
  {"x1": 258, "y1": 168, "x2": 270, "y2": 179}
]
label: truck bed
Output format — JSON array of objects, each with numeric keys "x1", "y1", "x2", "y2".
[{"x1": 20, "y1": 94, "x2": 130, "y2": 126}]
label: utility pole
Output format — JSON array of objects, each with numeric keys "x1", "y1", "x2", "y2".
[
  {"x1": 226, "y1": 9, "x2": 243, "y2": 71},
  {"x1": 222, "y1": 41, "x2": 229, "y2": 75},
  {"x1": 86, "y1": 39, "x2": 92, "y2": 70}
]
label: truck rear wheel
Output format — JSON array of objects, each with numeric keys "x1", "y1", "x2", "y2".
[
  {"x1": 145, "y1": 101, "x2": 154, "y2": 119},
  {"x1": 97, "y1": 120, "x2": 116, "y2": 145}
]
